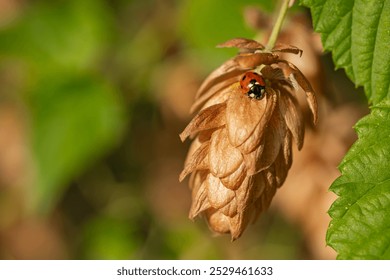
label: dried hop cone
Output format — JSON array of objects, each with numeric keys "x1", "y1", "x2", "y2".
[{"x1": 179, "y1": 38, "x2": 318, "y2": 240}]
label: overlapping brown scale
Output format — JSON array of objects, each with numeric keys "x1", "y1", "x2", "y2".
[
  {"x1": 209, "y1": 129, "x2": 243, "y2": 179},
  {"x1": 195, "y1": 59, "x2": 247, "y2": 99},
  {"x1": 235, "y1": 52, "x2": 279, "y2": 68},
  {"x1": 251, "y1": 172, "x2": 267, "y2": 201},
  {"x1": 225, "y1": 88, "x2": 267, "y2": 148},
  {"x1": 277, "y1": 86, "x2": 304, "y2": 150},
  {"x1": 206, "y1": 174, "x2": 236, "y2": 211},
  {"x1": 255, "y1": 125, "x2": 282, "y2": 172},
  {"x1": 273, "y1": 150, "x2": 290, "y2": 187},
  {"x1": 219, "y1": 200, "x2": 238, "y2": 217},
  {"x1": 205, "y1": 208, "x2": 230, "y2": 234},
  {"x1": 250, "y1": 172, "x2": 268, "y2": 220},
  {"x1": 213, "y1": 176, "x2": 252, "y2": 219},
  {"x1": 189, "y1": 178, "x2": 210, "y2": 219},
  {"x1": 269, "y1": 98, "x2": 289, "y2": 145},
  {"x1": 243, "y1": 140, "x2": 265, "y2": 176},
  {"x1": 242, "y1": 111, "x2": 287, "y2": 176},
  {"x1": 260, "y1": 65, "x2": 287, "y2": 83},
  {"x1": 220, "y1": 161, "x2": 247, "y2": 190},
  {"x1": 247, "y1": 104, "x2": 285, "y2": 174},
  {"x1": 180, "y1": 102, "x2": 226, "y2": 141},
  {"x1": 235, "y1": 175, "x2": 257, "y2": 213},
  {"x1": 198, "y1": 86, "x2": 234, "y2": 111},
  {"x1": 179, "y1": 141, "x2": 210, "y2": 182},
  {"x1": 256, "y1": 170, "x2": 278, "y2": 213},
  {"x1": 191, "y1": 77, "x2": 238, "y2": 113},
  {"x1": 197, "y1": 128, "x2": 219, "y2": 142},
  {"x1": 204, "y1": 174, "x2": 258, "y2": 240},
  {"x1": 278, "y1": 59, "x2": 318, "y2": 124},
  {"x1": 212, "y1": 174, "x2": 266, "y2": 238},
  {"x1": 235, "y1": 88, "x2": 277, "y2": 154},
  {"x1": 188, "y1": 169, "x2": 207, "y2": 191},
  {"x1": 281, "y1": 131, "x2": 293, "y2": 168},
  {"x1": 229, "y1": 208, "x2": 253, "y2": 240},
  {"x1": 183, "y1": 136, "x2": 202, "y2": 164}
]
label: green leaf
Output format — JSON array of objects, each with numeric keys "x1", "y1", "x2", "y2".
[
  {"x1": 327, "y1": 101, "x2": 390, "y2": 259},
  {"x1": 301, "y1": 0, "x2": 390, "y2": 104},
  {"x1": 0, "y1": 0, "x2": 125, "y2": 213},
  {"x1": 31, "y1": 76, "x2": 124, "y2": 213},
  {"x1": 0, "y1": 0, "x2": 112, "y2": 77},
  {"x1": 302, "y1": 0, "x2": 390, "y2": 259},
  {"x1": 82, "y1": 216, "x2": 140, "y2": 259}
]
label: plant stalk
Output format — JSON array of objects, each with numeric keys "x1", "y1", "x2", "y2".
[{"x1": 266, "y1": 0, "x2": 291, "y2": 50}]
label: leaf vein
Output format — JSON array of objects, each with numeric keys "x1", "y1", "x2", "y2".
[
  {"x1": 370, "y1": 1, "x2": 385, "y2": 102},
  {"x1": 338, "y1": 183, "x2": 376, "y2": 220}
]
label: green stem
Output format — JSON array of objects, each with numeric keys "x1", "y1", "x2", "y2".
[{"x1": 266, "y1": 0, "x2": 291, "y2": 50}]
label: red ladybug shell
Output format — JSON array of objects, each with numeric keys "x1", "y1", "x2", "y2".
[
  {"x1": 240, "y1": 71, "x2": 266, "y2": 100},
  {"x1": 240, "y1": 72, "x2": 265, "y2": 89}
]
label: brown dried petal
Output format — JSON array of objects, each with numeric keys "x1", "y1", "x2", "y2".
[
  {"x1": 217, "y1": 37, "x2": 265, "y2": 50},
  {"x1": 179, "y1": 141, "x2": 210, "y2": 182},
  {"x1": 220, "y1": 161, "x2": 247, "y2": 190},
  {"x1": 235, "y1": 175, "x2": 256, "y2": 213},
  {"x1": 209, "y1": 129, "x2": 243, "y2": 178},
  {"x1": 206, "y1": 174, "x2": 236, "y2": 212},
  {"x1": 189, "y1": 179, "x2": 210, "y2": 219},
  {"x1": 273, "y1": 150, "x2": 289, "y2": 187},
  {"x1": 255, "y1": 170, "x2": 277, "y2": 213},
  {"x1": 226, "y1": 87, "x2": 268, "y2": 148},
  {"x1": 272, "y1": 43, "x2": 303, "y2": 56},
  {"x1": 191, "y1": 77, "x2": 237, "y2": 114},
  {"x1": 282, "y1": 131, "x2": 293, "y2": 168},
  {"x1": 243, "y1": 139, "x2": 265, "y2": 176},
  {"x1": 195, "y1": 59, "x2": 247, "y2": 99},
  {"x1": 180, "y1": 102, "x2": 226, "y2": 141},
  {"x1": 260, "y1": 65, "x2": 287, "y2": 82},
  {"x1": 278, "y1": 59, "x2": 318, "y2": 124},
  {"x1": 245, "y1": 124, "x2": 282, "y2": 175},
  {"x1": 219, "y1": 199, "x2": 238, "y2": 217},
  {"x1": 278, "y1": 88, "x2": 304, "y2": 150},
  {"x1": 235, "y1": 52, "x2": 279, "y2": 69},
  {"x1": 252, "y1": 172, "x2": 267, "y2": 201},
  {"x1": 188, "y1": 169, "x2": 207, "y2": 191},
  {"x1": 251, "y1": 172, "x2": 267, "y2": 220},
  {"x1": 306, "y1": 90, "x2": 318, "y2": 124},
  {"x1": 229, "y1": 209, "x2": 253, "y2": 240},
  {"x1": 256, "y1": 110, "x2": 284, "y2": 172},
  {"x1": 236, "y1": 88, "x2": 277, "y2": 154},
  {"x1": 205, "y1": 209, "x2": 230, "y2": 234},
  {"x1": 197, "y1": 128, "x2": 219, "y2": 142},
  {"x1": 264, "y1": 168, "x2": 276, "y2": 189}
]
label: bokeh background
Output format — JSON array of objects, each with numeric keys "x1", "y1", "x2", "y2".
[{"x1": 0, "y1": 0, "x2": 367, "y2": 259}]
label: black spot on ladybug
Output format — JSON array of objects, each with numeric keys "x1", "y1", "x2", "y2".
[{"x1": 247, "y1": 80, "x2": 265, "y2": 100}]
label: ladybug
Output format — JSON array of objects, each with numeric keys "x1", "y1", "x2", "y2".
[{"x1": 240, "y1": 71, "x2": 266, "y2": 100}]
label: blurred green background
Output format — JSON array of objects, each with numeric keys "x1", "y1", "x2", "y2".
[{"x1": 0, "y1": 0, "x2": 352, "y2": 259}]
